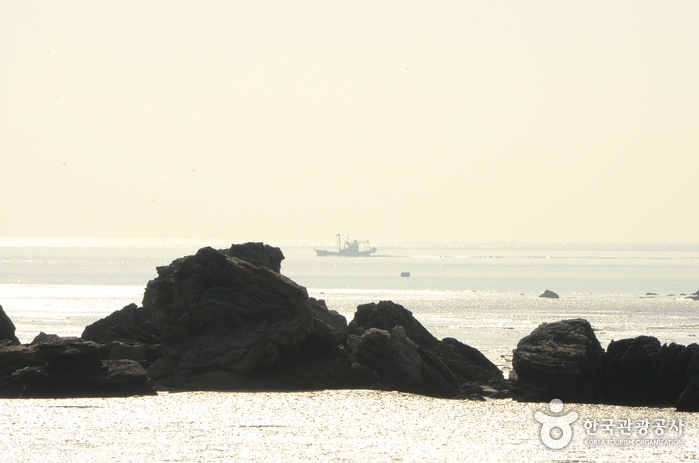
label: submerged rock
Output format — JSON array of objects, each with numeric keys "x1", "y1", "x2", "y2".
[{"x1": 538, "y1": 290, "x2": 559, "y2": 299}]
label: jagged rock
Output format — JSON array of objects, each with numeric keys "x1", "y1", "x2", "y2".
[
  {"x1": 0, "y1": 343, "x2": 39, "y2": 377},
  {"x1": 511, "y1": 318, "x2": 604, "y2": 402},
  {"x1": 141, "y1": 245, "x2": 350, "y2": 391},
  {"x1": 539, "y1": 290, "x2": 559, "y2": 299},
  {"x1": 353, "y1": 301, "x2": 440, "y2": 349},
  {"x1": 430, "y1": 337, "x2": 510, "y2": 397},
  {"x1": 0, "y1": 305, "x2": 20, "y2": 345},
  {"x1": 0, "y1": 336, "x2": 155, "y2": 398},
  {"x1": 226, "y1": 242, "x2": 284, "y2": 273},
  {"x1": 82, "y1": 303, "x2": 160, "y2": 345},
  {"x1": 350, "y1": 326, "x2": 458, "y2": 398},
  {"x1": 600, "y1": 337, "x2": 699, "y2": 406},
  {"x1": 347, "y1": 299, "x2": 509, "y2": 398},
  {"x1": 310, "y1": 298, "x2": 348, "y2": 340}
]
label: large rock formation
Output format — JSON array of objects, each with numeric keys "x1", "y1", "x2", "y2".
[
  {"x1": 511, "y1": 318, "x2": 604, "y2": 402},
  {"x1": 88, "y1": 244, "x2": 510, "y2": 398},
  {"x1": 141, "y1": 243, "x2": 350, "y2": 391}
]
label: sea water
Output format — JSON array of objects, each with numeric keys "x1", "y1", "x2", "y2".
[{"x1": 0, "y1": 240, "x2": 698, "y2": 462}]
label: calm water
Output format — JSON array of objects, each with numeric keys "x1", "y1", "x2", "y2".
[{"x1": 1, "y1": 240, "x2": 698, "y2": 461}]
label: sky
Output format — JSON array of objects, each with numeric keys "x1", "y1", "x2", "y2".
[{"x1": 1, "y1": 1, "x2": 697, "y2": 244}]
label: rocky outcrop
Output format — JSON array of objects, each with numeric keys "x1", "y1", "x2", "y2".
[
  {"x1": 227, "y1": 242, "x2": 285, "y2": 273},
  {"x1": 600, "y1": 337, "x2": 699, "y2": 407},
  {"x1": 511, "y1": 319, "x2": 699, "y2": 410},
  {"x1": 81, "y1": 303, "x2": 162, "y2": 369},
  {"x1": 539, "y1": 290, "x2": 559, "y2": 299},
  {"x1": 345, "y1": 300, "x2": 508, "y2": 399},
  {"x1": 511, "y1": 319, "x2": 604, "y2": 402},
  {"x1": 0, "y1": 336, "x2": 154, "y2": 398},
  {"x1": 352, "y1": 301, "x2": 440, "y2": 349},
  {"x1": 0, "y1": 305, "x2": 20, "y2": 346},
  {"x1": 141, "y1": 244, "x2": 350, "y2": 391}
]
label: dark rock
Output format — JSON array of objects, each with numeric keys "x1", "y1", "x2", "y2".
[
  {"x1": 35, "y1": 337, "x2": 103, "y2": 373},
  {"x1": 353, "y1": 301, "x2": 439, "y2": 350},
  {"x1": 349, "y1": 326, "x2": 458, "y2": 397},
  {"x1": 539, "y1": 290, "x2": 559, "y2": 299},
  {"x1": 346, "y1": 299, "x2": 510, "y2": 398},
  {"x1": 676, "y1": 374, "x2": 699, "y2": 412},
  {"x1": 82, "y1": 303, "x2": 160, "y2": 345},
  {"x1": 430, "y1": 337, "x2": 510, "y2": 397},
  {"x1": 600, "y1": 338, "x2": 699, "y2": 406},
  {"x1": 511, "y1": 318, "x2": 604, "y2": 402},
  {"x1": 0, "y1": 360, "x2": 154, "y2": 398},
  {"x1": 225, "y1": 242, "x2": 285, "y2": 273},
  {"x1": 31, "y1": 332, "x2": 61, "y2": 344},
  {"x1": 0, "y1": 336, "x2": 155, "y2": 398},
  {"x1": 141, "y1": 245, "x2": 349, "y2": 391},
  {"x1": 0, "y1": 344, "x2": 40, "y2": 377},
  {"x1": 0, "y1": 305, "x2": 20, "y2": 345},
  {"x1": 310, "y1": 298, "x2": 348, "y2": 340}
]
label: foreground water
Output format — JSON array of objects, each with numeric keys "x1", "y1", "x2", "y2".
[
  {"x1": 1, "y1": 391, "x2": 696, "y2": 462},
  {"x1": 1, "y1": 240, "x2": 698, "y2": 461}
]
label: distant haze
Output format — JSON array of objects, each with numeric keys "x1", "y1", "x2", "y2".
[{"x1": 2, "y1": 2, "x2": 697, "y2": 244}]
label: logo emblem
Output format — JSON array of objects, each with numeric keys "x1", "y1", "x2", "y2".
[{"x1": 534, "y1": 398, "x2": 578, "y2": 449}]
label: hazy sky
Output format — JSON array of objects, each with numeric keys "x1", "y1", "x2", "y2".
[{"x1": 2, "y1": 2, "x2": 697, "y2": 244}]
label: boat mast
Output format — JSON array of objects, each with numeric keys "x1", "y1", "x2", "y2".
[{"x1": 336, "y1": 233, "x2": 341, "y2": 252}]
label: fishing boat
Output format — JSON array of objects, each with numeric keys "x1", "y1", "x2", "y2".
[{"x1": 315, "y1": 234, "x2": 377, "y2": 257}]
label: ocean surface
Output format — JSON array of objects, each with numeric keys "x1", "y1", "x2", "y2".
[{"x1": 1, "y1": 238, "x2": 698, "y2": 462}]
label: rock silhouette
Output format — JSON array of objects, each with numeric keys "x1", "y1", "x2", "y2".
[
  {"x1": 0, "y1": 305, "x2": 20, "y2": 347},
  {"x1": 511, "y1": 318, "x2": 604, "y2": 403},
  {"x1": 511, "y1": 318, "x2": 699, "y2": 410},
  {"x1": 1, "y1": 241, "x2": 697, "y2": 408}
]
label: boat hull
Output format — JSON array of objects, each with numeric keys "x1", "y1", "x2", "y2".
[{"x1": 315, "y1": 249, "x2": 376, "y2": 257}]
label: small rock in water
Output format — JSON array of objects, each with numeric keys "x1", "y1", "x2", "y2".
[{"x1": 538, "y1": 290, "x2": 559, "y2": 299}]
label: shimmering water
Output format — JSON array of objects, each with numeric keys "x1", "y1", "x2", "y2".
[
  {"x1": 1, "y1": 241, "x2": 698, "y2": 461},
  {"x1": 1, "y1": 391, "x2": 697, "y2": 462}
]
